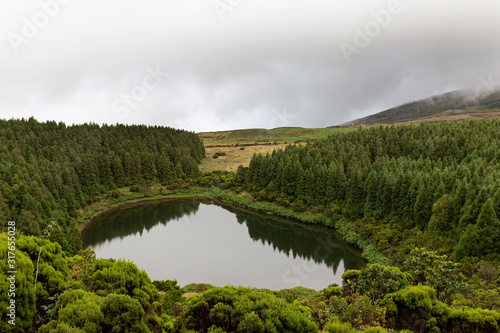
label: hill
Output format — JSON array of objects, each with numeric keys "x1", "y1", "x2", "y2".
[
  {"x1": 348, "y1": 89, "x2": 500, "y2": 125},
  {"x1": 198, "y1": 127, "x2": 354, "y2": 145},
  {"x1": 198, "y1": 127, "x2": 355, "y2": 172}
]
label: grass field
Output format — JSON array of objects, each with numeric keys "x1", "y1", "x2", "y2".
[
  {"x1": 201, "y1": 143, "x2": 290, "y2": 173},
  {"x1": 198, "y1": 127, "x2": 356, "y2": 172},
  {"x1": 198, "y1": 127, "x2": 356, "y2": 145}
]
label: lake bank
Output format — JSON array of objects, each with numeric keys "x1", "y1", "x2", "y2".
[
  {"x1": 82, "y1": 196, "x2": 365, "y2": 289},
  {"x1": 77, "y1": 186, "x2": 389, "y2": 266}
]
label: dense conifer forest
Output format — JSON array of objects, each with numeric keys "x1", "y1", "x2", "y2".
[
  {"x1": 240, "y1": 120, "x2": 500, "y2": 261},
  {"x1": 2, "y1": 118, "x2": 500, "y2": 332},
  {"x1": 0, "y1": 118, "x2": 204, "y2": 252}
]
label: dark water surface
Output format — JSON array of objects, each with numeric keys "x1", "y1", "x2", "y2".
[{"x1": 82, "y1": 199, "x2": 365, "y2": 290}]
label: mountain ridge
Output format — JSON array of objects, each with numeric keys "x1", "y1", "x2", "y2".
[{"x1": 347, "y1": 89, "x2": 500, "y2": 125}]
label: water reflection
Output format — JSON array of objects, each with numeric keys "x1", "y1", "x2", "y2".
[{"x1": 82, "y1": 198, "x2": 365, "y2": 290}]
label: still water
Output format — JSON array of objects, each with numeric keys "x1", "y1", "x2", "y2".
[{"x1": 82, "y1": 199, "x2": 365, "y2": 290}]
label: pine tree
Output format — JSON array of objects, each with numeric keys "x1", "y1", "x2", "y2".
[
  {"x1": 428, "y1": 194, "x2": 453, "y2": 233},
  {"x1": 414, "y1": 185, "x2": 431, "y2": 231},
  {"x1": 344, "y1": 167, "x2": 364, "y2": 220}
]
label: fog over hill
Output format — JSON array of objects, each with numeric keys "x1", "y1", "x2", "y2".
[
  {"x1": 1, "y1": 1, "x2": 500, "y2": 131},
  {"x1": 347, "y1": 89, "x2": 500, "y2": 125}
]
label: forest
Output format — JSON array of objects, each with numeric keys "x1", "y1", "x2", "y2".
[
  {"x1": 239, "y1": 120, "x2": 500, "y2": 261},
  {"x1": 0, "y1": 118, "x2": 204, "y2": 253},
  {"x1": 1, "y1": 118, "x2": 500, "y2": 332}
]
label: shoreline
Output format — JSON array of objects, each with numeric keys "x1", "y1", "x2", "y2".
[
  {"x1": 79, "y1": 193, "x2": 209, "y2": 231},
  {"x1": 77, "y1": 187, "x2": 388, "y2": 265}
]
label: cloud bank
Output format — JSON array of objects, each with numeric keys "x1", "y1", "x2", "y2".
[{"x1": 1, "y1": 0, "x2": 499, "y2": 131}]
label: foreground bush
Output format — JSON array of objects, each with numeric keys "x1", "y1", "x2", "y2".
[
  {"x1": 91, "y1": 258, "x2": 158, "y2": 309},
  {"x1": 173, "y1": 286, "x2": 319, "y2": 332},
  {"x1": 41, "y1": 290, "x2": 150, "y2": 333},
  {"x1": 342, "y1": 264, "x2": 409, "y2": 304},
  {"x1": 381, "y1": 285, "x2": 500, "y2": 332}
]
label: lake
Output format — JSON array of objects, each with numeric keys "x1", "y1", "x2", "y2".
[{"x1": 81, "y1": 198, "x2": 365, "y2": 290}]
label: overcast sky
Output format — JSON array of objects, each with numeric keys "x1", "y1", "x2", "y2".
[{"x1": 1, "y1": 0, "x2": 500, "y2": 132}]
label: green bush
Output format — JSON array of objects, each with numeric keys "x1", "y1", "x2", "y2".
[
  {"x1": 39, "y1": 321, "x2": 86, "y2": 333},
  {"x1": 57, "y1": 292, "x2": 103, "y2": 333},
  {"x1": 173, "y1": 286, "x2": 318, "y2": 332},
  {"x1": 382, "y1": 285, "x2": 500, "y2": 332},
  {"x1": 343, "y1": 264, "x2": 408, "y2": 304},
  {"x1": 130, "y1": 185, "x2": 141, "y2": 192},
  {"x1": 328, "y1": 294, "x2": 387, "y2": 330},
  {"x1": 0, "y1": 234, "x2": 36, "y2": 332},
  {"x1": 153, "y1": 280, "x2": 183, "y2": 314},
  {"x1": 403, "y1": 248, "x2": 469, "y2": 303},
  {"x1": 342, "y1": 270, "x2": 361, "y2": 282},
  {"x1": 323, "y1": 285, "x2": 343, "y2": 299},
  {"x1": 101, "y1": 294, "x2": 149, "y2": 333},
  {"x1": 323, "y1": 320, "x2": 357, "y2": 333},
  {"x1": 110, "y1": 189, "x2": 121, "y2": 198},
  {"x1": 182, "y1": 282, "x2": 215, "y2": 293},
  {"x1": 42, "y1": 290, "x2": 103, "y2": 333},
  {"x1": 91, "y1": 259, "x2": 157, "y2": 309},
  {"x1": 193, "y1": 283, "x2": 215, "y2": 293}
]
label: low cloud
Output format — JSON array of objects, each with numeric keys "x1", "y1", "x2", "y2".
[{"x1": 1, "y1": 0, "x2": 499, "y2": 131}]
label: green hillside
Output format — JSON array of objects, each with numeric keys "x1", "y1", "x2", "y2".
[
  {"x1": 349, "y1": 89, "x2": 500, "y2": 125},
  {"x1": 198, "y1": 127, "x2": 355, "y2": 144}
]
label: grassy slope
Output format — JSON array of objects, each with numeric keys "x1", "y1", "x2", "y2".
[
  {"x1": 199, "y1": 89, "x2": 500, "y2": 172},
  {"x1": 199, "y1": 127, "x2": 355, "y2": 144},
  {"x1": 349, "y1": 89, "x2": 500, "y2": 125},
  {"x1": 199, "y1": 127, "x2": 356, "y2": 172}
]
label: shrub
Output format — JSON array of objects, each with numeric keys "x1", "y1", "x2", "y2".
[
  {"x1": 110, "y1": 189, "x2": 121, "y2": 198},
  {"x1": 43, "y1": 290, "x2": 103, "y2": 333},
  {"x1": 91, "y1": 259, "x2": 158, "y2": 309},
  {"x1": 153, "y1": 280, "x2": 183, "y2": 314},
  {"x1": 212, "y1": 152, "x2": 226, "y2": 159},
  {"x1": 382, "y1": 285, "x2": 500, "y2": 332},
  {"x1": 403, "y1": 248, "x2": 469, "y2": 303},
  {"x1": 39, "y1": 321, "x2": 86, "y2": 333},
  {"x1": 0, "y1": 234, "x2": 36, "y2": 332},
  {"x1": 193, "y1": 283, "x2": 214, "y2": 293},
  {"x1": 342, "y1": 270, "x2": 361, "y2": 282},
  {"x1": 328, "y1": 294, "x2": 387, "y2": 331},
  {"x1": 323, "y1": 320, "x2": 357, "y2": 333},
  {"x1": 343, "y1": 264, "x2": 409, "y2": 304},
  {"x1": 182, "y1": 282, "x2": 214, "y2": 293},
  {"x1": 130, "y1": 185, "x2": 141, "y2": 192},
  {"x1": 58, "y1": 294, "x2": 103, "y2": 333},
  {"x1": 323, "y1": 284, "x2": 343, "y2": 299},
  {"x1": 173, "y1": 286, "x2": 318, "y2": 332},
  {"x1": 101, "y1": 294, "x2": 148, "y2": 333}
]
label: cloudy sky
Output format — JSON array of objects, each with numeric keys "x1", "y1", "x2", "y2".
[{"x1": 1, "y1": 0, "x2": 500, "y2": 132}]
